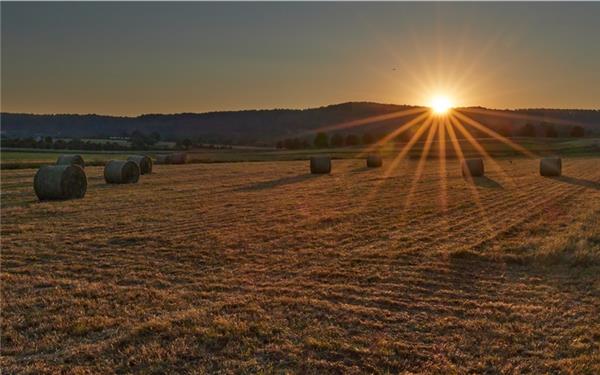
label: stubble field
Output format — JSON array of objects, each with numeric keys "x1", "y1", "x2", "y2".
[{"x1": 1, "y1": 157, "x2": 600, "y2": 373}]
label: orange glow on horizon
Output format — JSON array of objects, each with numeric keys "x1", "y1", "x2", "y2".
[{"x1": 429, "y1": 96, "x2": 453, "y2": 115}]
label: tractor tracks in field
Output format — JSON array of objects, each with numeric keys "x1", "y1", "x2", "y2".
[
  {"x1": 4, "y1": 161, "x2": 599, "y2": 262},
  {"x1": 353, "y1": 168, "x2": 598, "y2": 256},
  {"x1": 76, "y1": 171, "x2": 383, "y2": 240},
  {"x1": 69, "y1": 163, "x2": 597, "y2": 261}
]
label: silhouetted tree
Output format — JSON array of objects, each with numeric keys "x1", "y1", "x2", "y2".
[
  {"x1": 54, "y1": 140, "x2": 66, "y2": 149},
  {"x1": 182, "y1": 138, "x2": 193, "y2": 149},
  {"x1": 131, "y1": 130, "x2": 149, "y2": 149},
  {"x1": 345, "y1": 134, "x2": 360, "y2": 146},
  {"x1": 330, "y1": 133, "x2": 344, "y2": 147},
  {"x1": 150, "y1": 132, "x2": 161, "y2": 143},
  {"x1": 70, "y1": 138, "x2": 84, "y2": 149},
  {"x1": 314, "y1": 132, "x2": 329, "y2": 148},
  {"x1": 570, "y1": 125, "x2": 585, "y2": 137}
]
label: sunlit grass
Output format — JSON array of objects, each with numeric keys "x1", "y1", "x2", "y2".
[
  {"x1": 2, "y1": 159, "x2": 599, "y2": 373},
  {"x1": 320, "y1": 100, "x2": 551, "y2": 215}
]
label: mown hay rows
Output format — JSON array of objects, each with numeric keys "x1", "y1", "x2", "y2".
[
  {"x1": 88, "y1": 160, "x2": 511, "y2": 241},
  {"x1": 5, "y1": 249, "x2": 596, "y2": 373},
  {"x1": 349, "y1": 160, "x2": 596, "y2": 251},
  {"x1": 216, "y1": 161, "x2": 593, "y2": 260},
  {"x1": 3, "y1": 160, "x2": 592, "y2": 248},
  {"x1": 1, "y1": 159, "x2": 597, "y2": 252},
  {"x1": 2, "y1": 158, "x2": 599, "y2": 373},
  {"x1": 387, "y1": 179, "x2": 584, "y2": 253},
  {"x1": 2, "y1": 159, "x2": 596, "y2": 259}
]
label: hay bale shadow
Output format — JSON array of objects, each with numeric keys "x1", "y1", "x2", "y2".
[
  {"x1": 235, "y1": 173, "x2": 318, "y2": 192},
  {"x1": 471, "y1": 176, "x2": 503, "y2": 189},
  {"x1": 350, "y1": 166, "x2": 373, "y2": 173},
  {"x1": 549, "y1": 176, "x2": 600, "y2": 191}
]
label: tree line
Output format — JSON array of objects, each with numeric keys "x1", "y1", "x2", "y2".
[
  {"x1": 1, "y1": 130, "x2": 235, "y2": 151},
  {"x1": 2, "y1": 131, "x2": 163, "y2": 151},
  {"x1": 1, "y1": 123, "x2": 587, "y2": 151},
  {"x1": 1, "y1": 136, "x2": 132, "y2": 151},
  {"x1": 512, "y1": 123, "x2": 585, "y2": 138},
  {"x1": 276, "y1": 123, "x2": 587, "y2": 150}
]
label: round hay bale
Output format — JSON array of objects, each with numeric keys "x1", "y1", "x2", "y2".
[
  {"x1": 156, "y1": 154, "x2": 172, "y2": 164},
  {"x1": 366, "y1": 154, "x2": 383, "y2": 168},
  {"x1": 310, "y1": 156, "x2": 331, "y2": 174},
  {"x1": 170, "y1": 152, "x2": 187, "y2": 164},
  {"x1": 33, "y1": 165, "x2": 87, "y2": 200},
  {"x1": 127, "y1": 155, "x2": 153, "y2": 174},
  {"x1": 104, "y1": 160, "x2": 140, "y2": 184},
  {"x1": 56, "y1": 154, "x2": 85, "y2": 169},
  {"x1": 540, "y1": 157, "x2": 561, "y2": 177},
  {"x1": 461, "y1": 158, "x2": 484, "y2": 177}
]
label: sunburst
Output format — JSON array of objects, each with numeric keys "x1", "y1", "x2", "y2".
[
  {"x1": 430, "y1": 96, "x2": 453, "y2": 115},
  {"x1": 305, "y1": 88, "x2": 578, "y2": 222}
]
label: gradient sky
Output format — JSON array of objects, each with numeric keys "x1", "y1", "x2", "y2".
[{"x1": 2, "y1": 2, "x2": 599, "y2": 115}]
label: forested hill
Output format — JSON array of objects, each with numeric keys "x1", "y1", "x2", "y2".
[{"x1": 2, "y1": 102, "x2": 599, "y2": 145}]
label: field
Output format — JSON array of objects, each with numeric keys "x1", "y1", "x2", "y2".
[
  {"x1": 1, "y1": 157, "x2": 600, "y2": 373},
  {"x1": 2, "y1": 137, "x2": 599, "y2": 170},
  {"x1": 1, "y1": 150, "x2": 137, "y2": 169}
]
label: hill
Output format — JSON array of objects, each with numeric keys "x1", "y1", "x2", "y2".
[{"x1": 1, "y1": 103, "x2": 599, "y2": 146}]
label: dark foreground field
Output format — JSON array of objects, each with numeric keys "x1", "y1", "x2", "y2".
[{"x1": 1, "y1": 158, "x2": 600, "y2": 373}]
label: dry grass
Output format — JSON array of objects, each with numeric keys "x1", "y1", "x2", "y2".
[{"x1": 1, "y1": 158, "x2": 600, "y2": 373}]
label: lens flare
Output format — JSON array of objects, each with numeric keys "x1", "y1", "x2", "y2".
[{"x1": 430, "y1": 96, "x2": 452, "y2": 115}]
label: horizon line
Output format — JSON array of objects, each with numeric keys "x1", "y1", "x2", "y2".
[{"x1": 1, "y1": 101, "x2": 599, "y2": 118}]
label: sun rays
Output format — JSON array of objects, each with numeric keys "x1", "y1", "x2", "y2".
[
  {"x1": 312, "y1": 102, "x2": 562, "y2": 226},
  {"x1": 430, "y1": 96, "x2": 453, "y2": 115},
  {"x1": 298, "y1": 85, "x2": 588, "y2": 237}
]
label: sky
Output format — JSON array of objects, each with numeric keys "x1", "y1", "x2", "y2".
[{"x1": 2, "y1": 2, "x2": 599, "y2": 115}]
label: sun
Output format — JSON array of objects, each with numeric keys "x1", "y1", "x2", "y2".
[{"x1": 430, "y1": 96, "x2": 453, "y2": 115}]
